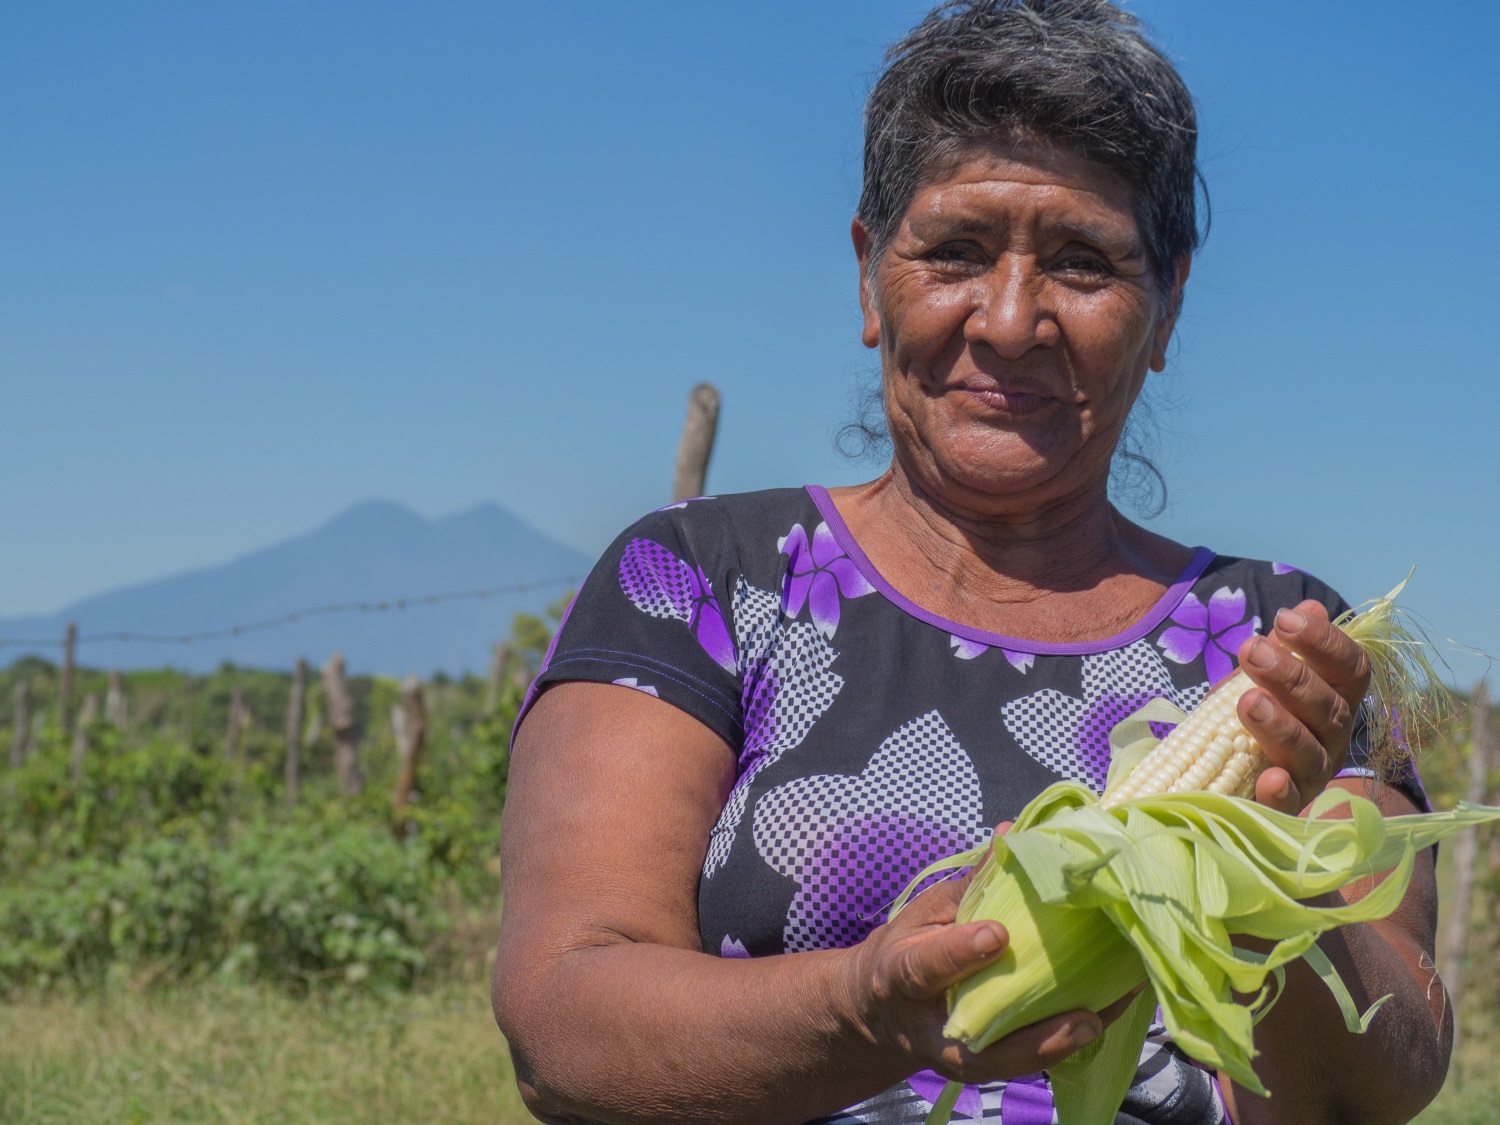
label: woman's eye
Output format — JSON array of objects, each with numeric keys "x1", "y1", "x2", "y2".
[
  {"x1": 928, "y1": 243, "x2": 985, "y2": 265},
  {"x1": 1057, "y1": 253, "x2": 1113, "y2": 277}
]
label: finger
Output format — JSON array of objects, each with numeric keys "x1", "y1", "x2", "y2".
[
  {"x1": 945, "y1": 983, "x2": 1148, "y2": 1082},
  {"x1": 1271, "y1": 601, "x2": 1371, "y2": 706},
  {"x1": 887, "y1": 921, "x2": 1010, "y2": 1001},
  {"x1": 947, "y1": 1009, "x2": 1104, "y2": 1081},
  {"x1": 1238, "y1": 631, "x2": 1354, "y2": 763},
  {"x1": 1252, "y1": 764, "x2": 1301, "y2": 815},
  {"x1": 1236, "y1": 685, "x2": 1329, "y2": 813}
]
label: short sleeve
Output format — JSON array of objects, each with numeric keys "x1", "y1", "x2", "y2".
[
  {"x1": 512, "y1": 503, "x2": 744, "y2": 752},
  {"x1": 1289, "y1": 570, "x2": 1430, "y2": 811}
]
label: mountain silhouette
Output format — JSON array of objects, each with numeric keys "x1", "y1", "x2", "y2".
[{"x1": 0, "y1": 501, "x2": 593, "y2": 676}]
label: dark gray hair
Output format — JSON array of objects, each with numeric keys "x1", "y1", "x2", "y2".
[{"x1": 858, "y1": 0, "x2": 1203, "y2": 302}]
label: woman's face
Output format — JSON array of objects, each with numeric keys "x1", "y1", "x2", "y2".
[{"x1": 854, "y1": 143, "x2": 1186, "y2": 518}]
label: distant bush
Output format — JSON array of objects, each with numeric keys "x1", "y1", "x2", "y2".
[
  {"x1": 216, "y1": 822, "x2": 435, "y2": 990},
  {"x1": 0, "y1": 609, "x2": 548, "y2": 993},
  {"x1": 0, "y1": 822, "x2": 437, "y2": 994},
  {"x1": 0, "y1": 734, "x2": 232, "y2": 877}
]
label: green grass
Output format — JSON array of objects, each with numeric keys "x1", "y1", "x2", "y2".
[
  {"x1": 0, "y1": 979, "x2": 533, "y2": 1124},
  {"x1": 1, "y1": 974, "x2": 1493, "y2": 1123}
]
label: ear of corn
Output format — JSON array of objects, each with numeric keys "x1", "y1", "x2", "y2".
[
  {"x1": 916, "y1": 784, "x2": 1500, "y2": 1125},
  {"x1": 1101, "y1": 574, "x2": 1441, "y2": 808},
  {"x1": 907, "y1": 576, "x2": 1489, "y2": 1125}
]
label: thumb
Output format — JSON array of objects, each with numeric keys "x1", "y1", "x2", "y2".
[{"x1": 887, "y1": 921, "x2": 1009, "y2": 1001}]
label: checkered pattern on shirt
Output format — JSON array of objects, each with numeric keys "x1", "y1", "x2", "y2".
[
  {"x1": 618, "y1": 537, "x2": 694, "y2": 622},
  {"x1": 704, "y1": 578, "x2": 844, "y2": 878},
  {"x1": 752, "y1": 710, "x2": 987, "y2": 952},
  {"x1": 1001, "y1": 641, "x2": 1212, "y2": 789}
]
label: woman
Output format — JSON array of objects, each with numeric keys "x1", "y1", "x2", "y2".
[{"x1": 492, "y1": 2, "x2": 1451, "y2": 1122}]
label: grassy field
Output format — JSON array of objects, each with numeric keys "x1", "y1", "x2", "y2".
[
  {"x1": 1415, "y1": 1015, "x2": 1500, "y2": 1125},
  {"x1": 0, "y1": 977, "x2": 1493, "y2": 1124},
  {"x1": 2, "y1": 810, "x2": 1493, "y2": 1124},
  {"x1": 0, "y1": 980, "x2": 533, "y2": 1124}
]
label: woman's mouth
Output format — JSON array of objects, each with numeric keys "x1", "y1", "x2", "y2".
[{"x1": 951, "y1": 378, "x2": 1055, "y2": 418}]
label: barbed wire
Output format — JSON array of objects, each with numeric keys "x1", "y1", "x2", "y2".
[{"x1": 0, "y1": 576, "x2": 583, "y2": 649}]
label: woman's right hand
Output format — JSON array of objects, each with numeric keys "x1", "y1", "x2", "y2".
[{"x1": 842, "y1": 871, "x2": 1122, "y2": 1086}]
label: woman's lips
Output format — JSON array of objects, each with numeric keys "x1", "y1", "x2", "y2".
[{"x1": 952, "y1": 380, "x2": 1055, "y2": 417}]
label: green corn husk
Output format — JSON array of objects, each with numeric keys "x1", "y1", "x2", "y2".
[
  {"x1": 895, "y1": 576, "x2": 1495, "y2": 1125},
  {"x1": 906, "y1": 783, "x2": 1500, "y2": 1125}
]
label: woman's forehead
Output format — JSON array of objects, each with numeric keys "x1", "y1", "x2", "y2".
[{"x1": 905, "y1": 144, "x2": 1141, "y2": 240}]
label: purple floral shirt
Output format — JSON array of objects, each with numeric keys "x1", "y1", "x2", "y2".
[{"x1": 517, "y1": 486, "x2": 1415, "y2": 1125}]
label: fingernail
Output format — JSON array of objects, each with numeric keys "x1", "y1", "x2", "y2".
[
  {"x1": 1247, "y1": 638, "x2": 1276, "y2": 669},
  {"x1": 1274, "y1": 777, "x2": 1293, "y2": 800},
  {"x1": 1069, "y1": 1023, "x2": 1099, "y2": 1049},
  {"x1": 973, "y1": 927, "x2": 1003, "y2": 955},
  {"x1": 1249, "y1": 696, "x2": 1274, "y2": 723},
  {"x1": 1276, "y1": 609, "x2": 1306, "y2": 634}
]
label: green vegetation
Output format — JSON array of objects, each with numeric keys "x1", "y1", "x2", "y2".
[
  {"x1": 0, "y1": 618, "x2": 1495, "y2": 1121},
  {"x1": 0, "y1": 601, "x2": 579, "y2": 992},
  {"x1": 0, "y1": 979, "x2": 531, "y2": 1124}
]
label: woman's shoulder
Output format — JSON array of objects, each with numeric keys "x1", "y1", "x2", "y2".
[{"x1": 602, "y1": 487, "x2": 825, "y2": 565}]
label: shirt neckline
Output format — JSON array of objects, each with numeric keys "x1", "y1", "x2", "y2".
[{"x1": 805, "y1": 483, "x2": 1215, "y2": 657}]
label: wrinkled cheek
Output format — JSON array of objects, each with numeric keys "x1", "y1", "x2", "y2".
[{"x1": 874, "y1": 280, "x2": 977, "y2": 371}]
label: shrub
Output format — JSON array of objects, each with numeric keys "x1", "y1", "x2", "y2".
[
  {"x1": 217, "y1": 822, "x2": 435, "y2": 990},
  {"x1": 0, "y1": 822, "x2": 437, "y2": 994}
]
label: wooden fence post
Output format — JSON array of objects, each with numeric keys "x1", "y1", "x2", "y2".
[
  {"x1": 105, "y1": 669, "x2": 127, "y2": 728},
  {"x1": 8, "y1": 680, "x2": 30, "y2": 768},
  {"x1": 321, "y1": 653, "x2": 363, "y2": 796},
  {"x1": 1440, "y1": 682, "x2": 1493, "y2": 1070},
  {"x1": 671, "y1": 382, "x2": 720, "y2": 503},
  {"x1": 304, "y1": 703, "x2": 323, "y2": 752},
  {"x1": 225, "y1": 683, "x2": 247, "y2": 761},
  {"x1": 484, "y1": 643, "x2": 510, "y2": 715},
  {"x1": 182, "y1": 674, "x2": 196, "y2": 746},
  {"x1": 70, "y1": 692, "x2": 99, "y2": 785},
  {"x1": 392, "y1": 675, "x2": 427, "y2": 835},
  {"x1": 285, "y1": 658, "x2": 307, "y2": 806},
  {"x1": 59, "y1": 621, "x2": 77, "y2": 734}
]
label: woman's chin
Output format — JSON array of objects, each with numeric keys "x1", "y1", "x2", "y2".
[{"x1": 928, "y1": 457, "x2": 1087, "y2": 512}]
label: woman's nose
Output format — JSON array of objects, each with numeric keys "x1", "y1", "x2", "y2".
[{"x1": 963, "y1": 255, "x2": 1060, "y2": 358}]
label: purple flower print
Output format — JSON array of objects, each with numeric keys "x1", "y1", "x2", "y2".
[
  {"x1": 1158, "y1": 586, "x2": 1261, "y2": 685},
  {"x1": 948, "y1": 635, "x2": 1034, "y2": 673},
  {"x1": 999, "y1": 1074, "x2": 1054, "y2": 1124},
  {"x1": 778, "y1": 522, "x2": 874, "y2": 640},
  {"x1": 907, "y1": 1071, "x2": 985, "y2": 1118},
  {"x1": 1004, "y1": 649, "x2": 1035, "y2": 673},
  {"x1": 618, "y1": 538, "x2": 736, "y2": 671},
  {"x1": 949, "y1": 635, "x2": 989, "y2": 660},
  {"x1": 683, "y1": 567, "x2": 736, "y2": 671}
]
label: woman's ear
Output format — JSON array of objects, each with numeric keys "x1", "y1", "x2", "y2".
[
  {"x1": 851, "y1": 218, "x2": 881, "y2": 349},
  {"x1": 1149, "y1": 255, "x2": 1192, "y2": 373}
]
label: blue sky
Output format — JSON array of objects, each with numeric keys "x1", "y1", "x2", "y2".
[{"x1": 2, "y1": 1, "x2": 1495, "y2": 682}]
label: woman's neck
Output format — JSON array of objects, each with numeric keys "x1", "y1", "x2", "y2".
[{"x1": 826, "y1": 463, "x2": 1194, "y2": 644}]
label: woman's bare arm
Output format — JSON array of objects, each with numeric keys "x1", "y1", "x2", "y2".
[{"x1": 493, "y1": 682, "x2": 1114, "y2": 1125}]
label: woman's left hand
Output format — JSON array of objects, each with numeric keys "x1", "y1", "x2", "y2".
[{"x1": 1235, "y1": 599, "x2": 1371, "y2": 815}]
